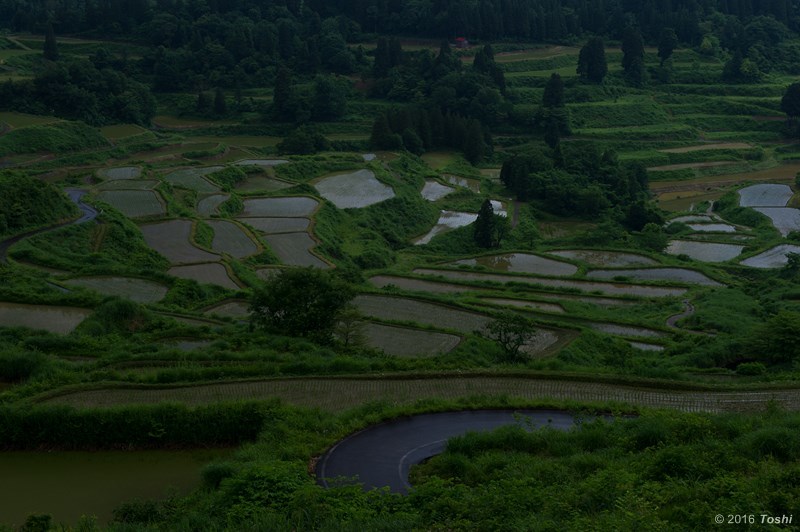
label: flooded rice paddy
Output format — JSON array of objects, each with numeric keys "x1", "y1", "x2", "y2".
[
  {"x1": 314, "y1": 169, "x2": 395, "y2": 208},
  {"x1": 234, "y1": 176, "x2": 294, "y2": 193},
  {"x1": 63, "y1": 277, "x2": 168, "y2": 303},
  {"x1": 167, "y1": 263, "x2": 239, "y2": 290},
  {"x1": 262, "y1": 232, "x2": 328, "y2": 268},
  {"x1": 234, "y1": 159, "x2": 289, "y2": 167},
  {"x1": 587, "y1": 268, "x2": 722, "y2": 286},
  {"x1": 452, "y1": 253, "x2": 578, "y2": 276},
  {"x1": 362, "y1": 322, "x2": 461, "y2": 357},
  {"x1": 140, "y1": 220, "x2": 219, "y2": 264},
  {"x1": 666, "y1": 240, "x2": 744, "y2": 262},
  {"x1": 0, "y1": 302, "x2": 91, "y2": 334},
  {"x1": 240, "y1": 217, "x2": 310, "y2": 234},
  {"x1": 478, "y1": 297, "x2": 565, "y2": 313},
  {"x1": 354, "y1": 294, "x2": 491, "y2": 334},
  {"x1": 740, "y1": 244, "x2": 800, "y2": 268},
  {"x1": 97, "y1": 190, "x2": 166, "y2": 218},
  {"x1": 414, "y1": 211, "x2": 477, "y2": 245},
  {"x1": 164, "y1": 167, "x2": 223, "y2": 193},
  {"x1": 686, "y1": 223, "x2": 737, "y2": 233},
  {"x1": 96, "y1": 179, "x2": 158, "y2": 190},
  {"x1": 369, "y1": 275, "x2": 486, "y2": 294},
  {"x1": 738, "y1": 183, "x2": 793, "y2": 207},
  {"x1": 96, "y1": 166, "x2": 141, "y2": 180},
  {"x1": 207, "y1": 220, "x2": 258, "y2": 258},
  {"x1": 203, "y1": 300, "x2": 250, "y2": 318},
  {"x1": 547, "y1": 249, "x2": 657, "y2": 267},
  {"x1": 196, "y1": 193, "x2": 229, "y2": 215},
  {"x1": 421, "y1": 180, "x2": 454, "y2": 201},
  {"x1": 443, "y1": 174, "x2": 481, "y2": 192},
  {"x1": 413, "y1": 268, "x2": 687, "y2": 297},
  {"x1": 241, "y1": 197, "x2": 319, "y2": 217},
  {"x1": 752, "y1": 207, "x2": 800, "y2": 236}
]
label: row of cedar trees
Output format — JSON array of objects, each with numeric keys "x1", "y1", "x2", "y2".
[{"x1": 370, "y1": 107, "x2": 491, "y2": 165}]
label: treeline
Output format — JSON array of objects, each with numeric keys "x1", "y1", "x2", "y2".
[
  {"x1": 371, "y1": 107, "x2": 492, "y2": 165},
  {"x1": 500, "y1": 143, "x2": 658, "y2": 226},
  {"x1": 0, "y1": 58, "x2": 156, "y2": 125},
  {"x1": 2, "y1": 0, "x2": 795, "y2": 41},
  {"x1": 0, "y1": 172, "x2": 77, "y2": 237}
]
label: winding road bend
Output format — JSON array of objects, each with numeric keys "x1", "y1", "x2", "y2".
[
  {"x1": 317, "y1": 409, "x2": 588, "y2": 493},
  {"x1": 0, "y1": 188, "x2": 97, "y2": 262}
]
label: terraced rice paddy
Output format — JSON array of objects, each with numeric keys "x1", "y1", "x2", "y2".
[
  {"x1": 314, "y1": 170, "x2": 395, "y2": 208},
  {"x1": 167, "y1": 263, "x2": 239, "y2": 290},
  {"x1": 63, "y1": 277, "x2": 168, "y2": 303},
  {"x1": 453, "y1": 253, "x2": 578, "y2": 276},
  {"x1": 97, "y1": 190, "x2": 165, "y2": 218},
  {"x1": 421, "y1": 180, "x2": 454, "y2": 201},
  {"x1": 164, "y1": 168, "x2": 221, "y2": 193},
  {"x1": 207, "y1": 220, "x2": 258, "y2": 258},
  {"x1": 659, "y1": 143, "x2": 751, "y2": 153},
  {"x1": 413, "y1": 268, "x2": 687, "y2": 297},
  {"x1": 241, "y1": 197, "x2": 319, "y2": 217},
  {"x1": 235, "y1": 176, "x2": 294, "y2": 193},
  {"x1": 548, "y1": 249, "x2": 658, "y2": 267},
  {"x1": 740, "y1": 244, "x2": 800, "y2": 268},
  {"x1": 737, "y1": 183, "x2": 793, "y2": 207},
  {"x1": 262, "y1": 232, "x2": 328, "y2": 268},
  {"x1": 589, "y1": 322, "x2": 668, "y2": 339},
  {"x1": 686, "y1": 223, "x2": 737, "y2": 233},
  {"x1": 140, "y1": 220, "x2": 219, "y2": 264},
  {"x1": 670, "y1": 215, "x2": 714, "y2": 224},
  {"x1": 752, "y1": 208, "x2": 800, "y2": 236},
  {"x1": 443, "y1": 175, "x2": 480, "y2": 193},
  {"x1": 478, "y1": 298, "x2": 565, "y2": 314},
  {"x1": 203, "y1": 300, "x2": 250, "y2": 318},
  {"x1": 96, "y1": 167, "x2": 141, "y2": 180},
  {"x1": 362, "y1": 323, "x2": 461, "y2": 357},
  {"x1": 369, "y1": 275, "x2": 487, "y2": 294},
  {"x1": 362, "y1": 153, "x2": 377, "y2": 161},
  {"x1": 196, "y1": 194, "x2": 229, "y2": 215},
  {"x1": 630, "y1": 342, "x2": 666, "y2": 352},
  {"x1": 234, "y1": 159, "x2": 289, "y2": 167},
  {"x1": 0, "y1": 302, "x2": 91, "y2": 334},
  {"x1": 40, "y1": 376, "x2": 800, "y2": 413},
  {"x1": 647, "y1": 161, "x2": 737, "y2": 172},
  {"x1": 240, "y1": 217, "x2": 310, "y2": 234},
  {"x1": 666, "y1": 240, "x2": 744, "y2": 262},
  {"x1": 414, "y1": 211, "x2": 477, "y2": 245},
  {"x1": 354, "y1": 294, "x2": 491, "y2": 334},
  {"x1": 96, "y1": 180, "x2": 158, "y2": 190},
  {"x1": 587, "y1": 268, "x2": 722, "y2": 286}
]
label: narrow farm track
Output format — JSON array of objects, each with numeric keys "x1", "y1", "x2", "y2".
[{"x1": 38, "y1": 376, "x2": 800, "y2": 413}]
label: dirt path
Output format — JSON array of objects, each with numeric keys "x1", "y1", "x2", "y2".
[
  {"x1": 37, "y1": 375, "x2": 800, "y2": 413},
  {"x1": 667, "y1": 299, "x2": 695, "y2": 329}
]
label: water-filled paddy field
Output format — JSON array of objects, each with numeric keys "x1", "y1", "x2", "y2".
[
  {"x1": 686, "y1": 223, "x2": 737, "y2": 233},
  {"x1": 0, "y1": 449, "x2": 227, "y2": 528},
  {"x1": 412, "y1": 268, "x2": 687, "y2": 297},
  {"x1": 203, "y1": 300, "x2": 250, "y2": 318},
  {"x1": 738, "y1": 183, "x2": 793, "y2": 207},
  {"x1": 443, "y1": 174, "x2": 481, "y2": 193},
  {"x1": 452, "y1": 253, "x2": 577, "y2": 276},
  {"x1": 586, "y1": 268, "x2": 722, "y2": 286},
  {"x1": 414, "y1": 211, "x2": 477, "y2": 245},
  {"x1": 362, "y1": 322, "x2": 461, "y2": 357},
  {"x1": 241, "y1": 197, "x2": 319, "y2": 217},
  {"x1": 547, "y1": 249, "x2": 658, "y2": 267},
  {"x1": 751, "y1": 207, "x2": 800, "y2": 236},
  {"x1": 369, "y1": 275, "x2": 487, "y2": 294},
  {"x1": 63, "y1": 277, "x2": 168, "y2": 303},
  {"x1": 235, "y1": 176, "x2": 294, "y2": 193},
  {"x1": 207, "y1": 220, "x2": 258, "y2": 258},
  {"x1": 0, "y1": 302, "x2": 91, "y2": 334},
  {"x1": 262, "y1": 232, "x2": 328, "y2": 268},
  {"x1": 140, "y1": 220, "x2": 218, "y2": 264},
  {"x1": 96, "y1": 166, "x2": 141, "y2": 180},
  {"x1": 666, "y1": 240, "x2": 744, "y2": 262},
  {"x1": 421, "y1": 180, "x2": 454, "y2": 201},
  {"x1": 96, "y1": 179, "x2": 158, "y2": 190},
  {"x1": 740, "y1": 244, "x2": 800, "y2": 268},
  {"x1": 234, "y1": 159, "x2": 288, "y2": 167},
  {"x1": 196, "y1": 193, "x2": 229, "y2": 215},
  {"x1": 314, "y1": 169, "x2": 395, "y2": 208},
  {"x1": 240, "y1": 217, "x2": 310, "y2": 234},
  {"x1": 478, "y1": 297, "x2": 565, "y2": 314},
  {"x1": 168, "y1": 263, "x2": 239, "y2": 290},
  {"x1": 164, "y1": 167, "x2": 223, "y2": 193},
  {"x1": 96, "y1": 190, "x2": 165, "y2": 218}
]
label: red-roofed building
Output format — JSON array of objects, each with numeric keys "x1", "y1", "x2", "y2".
[{"x1": 454, "y1": 37, "x2": 469, "y2": 48}]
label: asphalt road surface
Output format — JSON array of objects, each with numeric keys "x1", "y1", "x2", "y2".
[{"x1": 317, "y1": 409, "x2": 586, "y2": 493}]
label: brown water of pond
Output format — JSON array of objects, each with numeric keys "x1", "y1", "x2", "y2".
[{"x1": 0, "y1": 449, "x2": 229, "y2": 528}]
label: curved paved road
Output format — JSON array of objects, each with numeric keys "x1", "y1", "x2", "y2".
[
  {"x1": 317, "y1": 409, "x2": 583, "y2": 493},
  {"x1": 0, "y1": 188, "x2": 97, "y2": 262}
]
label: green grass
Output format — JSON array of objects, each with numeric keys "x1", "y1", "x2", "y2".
[{"x1": 0, "y1": 121, "x2": 108, "y2": 155}]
